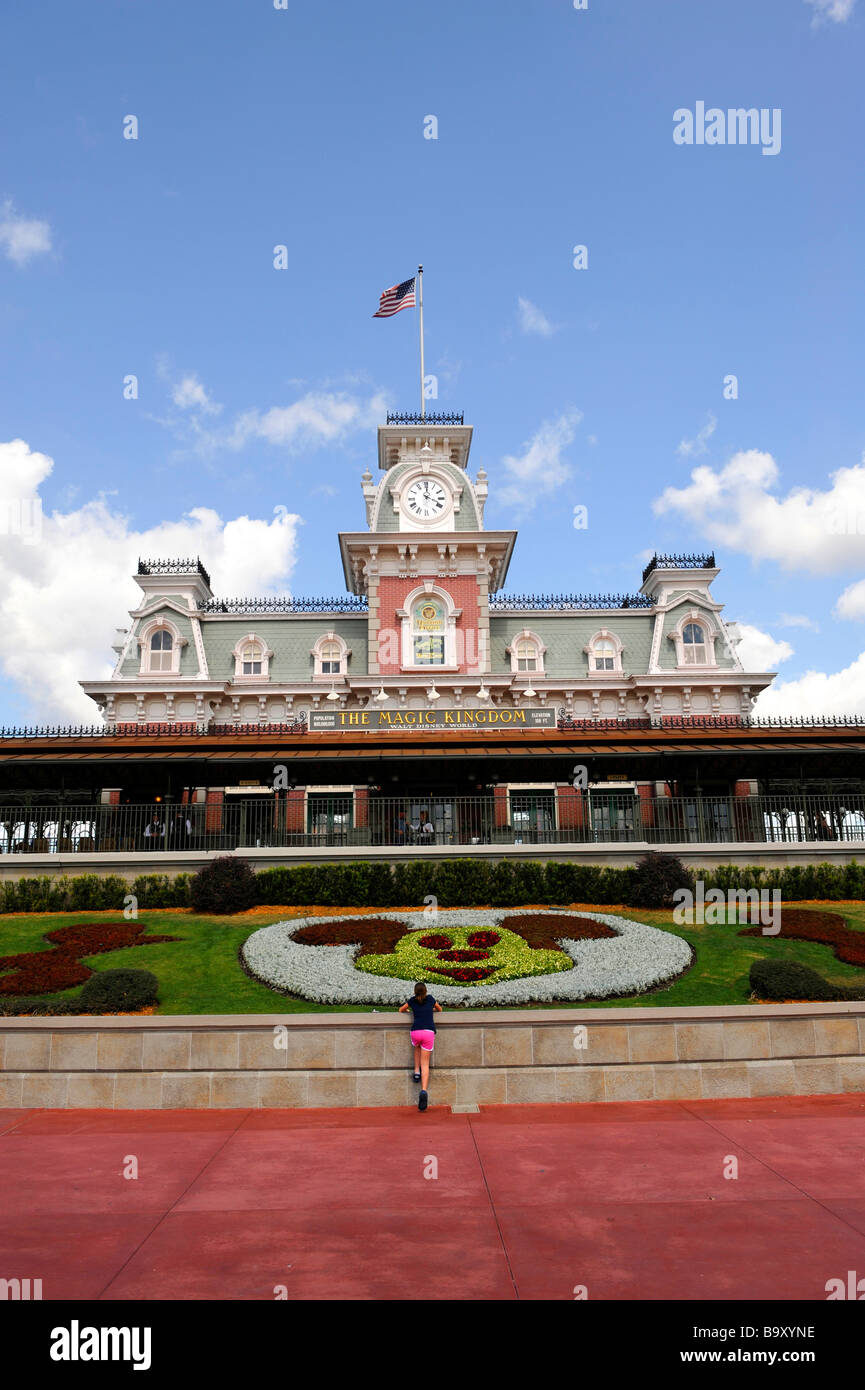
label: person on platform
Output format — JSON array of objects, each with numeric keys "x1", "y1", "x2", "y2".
[
  {"x1": 394, "y1": 811, "x2": 407, "y2": 845},
  {"x1": 399, "y1": 981, "x2": 442, "y2": 1111},
  {"x1": 419, "y1": 810, "x2": 435, "y2": 843},
  {"x1": 143, "y1": 813, "x2": 163, "y2": 850}
]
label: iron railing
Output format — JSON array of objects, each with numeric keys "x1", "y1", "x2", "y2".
[
  {"x1": 198, "y1": 596, "x2": 368, "y2": 614},
  {"x1": 641, "y1": 553, "x2": 716, "y2": 582},
  {"x1": 138, "y1": 557, "x2": 211, "y2": 586},
  {"x1": 491, "y1": 593, "x2": 653, "y2": 610},
  {"x1": 386, "y1": 412, "x2": 464, "y2": 426},
  {"x1": 2, "y1": 792, "x2": 863, "y2": 853}
]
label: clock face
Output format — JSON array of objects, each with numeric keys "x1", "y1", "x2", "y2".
[{"x1": 405, "y1": 478, "x2": 448, "y2": 521}]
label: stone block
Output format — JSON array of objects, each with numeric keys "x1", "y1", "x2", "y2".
[
  {"x1": 769, "y1": 1019, "x2": 816, "y2": 1058},
  {"x1": 190, "y1": 1031, "x2": 240, "y2": 1070},
  {"x1": 22, "y1": 1073, "x2": 69, "y2": 1108},
  {"x1": 67, "y1": 1073, "x2": 116, "y2": 1108},
  {"x1": 699, "y1": 1063, "x2": 749, "y2": 1099},
  {"x1": 357, "y1": 1071, "x2": 412, "y2": 1107},
  {"x1": 578, "y1": 1024, "x2": 629, "y2": 1066},
  {"x1": 506, "y1": 1069, "x2": 557, "y2": 1104},
  {"x1": 652, "y1": 1064, "x2": 702, "y2": 1100},
  {"x1": 113, "y1": 1073, "x2": 164, "y2": 1108},
  {"x1": 747, "y1": 1061, "x2": 797, "y2": 1098},
  {"x1": 50, "y1": 1032, "x2": 98, "y2": 1071},
  {"x1": 433, "y1": 1028, "x2": 483, "y2": 1068},
  {"x1": 97, "y1": 1032, "x2": 143, "y2": 1071},
  {"x1": 555, "y1": 1068, "x2": 606, "y2": 1103},
  {"x1": 306, "y1": 1073, "x2": 358, "y2": 1108},
  {"x1": 813, "y1": 1018, "x2": 861, "y2": 1057},
  {"x1": 628, "y1": 1024, "x2": 676, "y2": 1063},
  {"x1": 238, "y1": 1029, "x2": 292, "y2": 1070},
  {"x1": 483, "y1": 1027, "x2": 533, "y2": 1068},
  {"x1": 793, "y1": 1059, "x2": 841, "y2": 1096},
  {"x1": 455, "y1": 1069, "x2": 507, "y2": 1105},
  {"x1": 675, "y1": 1022, "x2": 725, "y2": 1062},
  {"x1": 142, "y1": 1032, "x2": 192, "y2": 1071},
  {"x1": 602, "y1": 1066, "x2": 654, "y2": 1102},
  {"x1": 722, "y1": 1021, "x2": 771, "y2": 1061},
  {"x1": 161, "y1": 1074, "x2": 211, "y2": 1108},
  {"x1": 838, "y1": 1058, "x2": 865, "y2": 1094},
  {"x1": 3, "y1": 1032, "x2": 51, "y2": 1071},
  {"x1": 282, "y1": 1031, "x2": 335, "y2": 1070},
  {"x1": 333, "y1": 1030, "x2": 386, "y2": 1069},
  {"x1": 210, "y1": 1073, "x2": 258, "y2": 1108},
  {"x1": 0, "y1": 1074, "x2": 24, "y2": 1107},
  {"x1": 258, "y1": 1073, "x2": 310, "y2": 1108},
  {"x1": 532, "y1": 1026, "x2": 584, "y2": 1066}
]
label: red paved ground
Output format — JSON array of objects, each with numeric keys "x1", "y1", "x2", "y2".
[{"x1": 2, "y1": 1093, "x2": 865, "y2": 1300}]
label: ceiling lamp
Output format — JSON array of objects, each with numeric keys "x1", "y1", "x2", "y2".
[
  {"x1": 476, "y1": 682, "x2": 490, "y2": 701},
  {"x1": 373, "y1": 685, "x2": 388, "y2": 702},
  {"x1": 427, "y1": 684, "x2": 441, "y2": 702},
  {"x1": 523, "y1": 684, "x2": 537, "y2": 699},
  {"x1": 326, "y1": 684, "x2": 340, "y2": 702}
]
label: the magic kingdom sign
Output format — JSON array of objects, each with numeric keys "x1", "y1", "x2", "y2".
[{"x1": 309, "y1": 707, "x2": 556, "y2": 731}]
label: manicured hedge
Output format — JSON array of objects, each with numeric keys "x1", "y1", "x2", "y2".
[
  {"x1": 2, "y1": 857, "x2": 865, "y2": 915},
  {"x1": 749, "y1": 958, "x2": 865, "y2": 1003}
]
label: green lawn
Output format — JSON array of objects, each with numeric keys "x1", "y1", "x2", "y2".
[{"x1": 1, "y1": 904, "x2": 865, "y2": 1014}]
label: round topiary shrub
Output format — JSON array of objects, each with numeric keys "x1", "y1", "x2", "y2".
[
  {"x1": 749, "y1": 958, "x2": 865, "y2": 1003},
  {"x1": 190, "y1": 855, "x2": 257, "y2": 915},
  {"x1": 629, "y1": 852, "x2": 695, "y2": 909},
  {"x1": 78, "y1": 969, "x2": 159, "y2": 1012}
]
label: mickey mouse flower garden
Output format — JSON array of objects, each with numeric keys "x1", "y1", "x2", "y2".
[{"x1": 241, "y1": 909, "x2": 694, "y2": 1006}]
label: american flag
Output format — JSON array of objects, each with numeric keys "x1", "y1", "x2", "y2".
[{"x1": 373, "y1": 276, "x2": 416, "y2": 318}]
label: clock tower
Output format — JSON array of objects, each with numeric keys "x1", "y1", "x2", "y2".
[{"x1": 339, "y1": 414, "x2": 516, "y2": 696}]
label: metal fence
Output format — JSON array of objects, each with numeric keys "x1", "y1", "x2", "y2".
[{"x1": 1, "y1": 791, "x2": 864, "y2": 853}]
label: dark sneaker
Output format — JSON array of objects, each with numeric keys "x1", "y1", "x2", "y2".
[
  {"x1": 418, "y1": 1089, "x2": 428, "y2": 1112},
  {"x1": 413, "y1": 1072, "x2": 421, "y2": 1083}
]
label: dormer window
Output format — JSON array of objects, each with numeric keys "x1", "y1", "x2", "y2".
[
  {"x1": 232, "y1": 632, "x2": 274, "y2": 681},
  {"x1": 584, "y1": 629, "x2": 624, "y2": 675},
  {"x1": 150, "y1": 630, "x2": 173, "y2": 672},
  {"x1": 682, "y1": 622, "x2": 707, "y2": 665},
  {"x1": 669, "y1": 612, "x2": 718, "y2": 668},
  {"x1": 138, "y1": 619, "x2": 185, "y2": 676},
  {"x1": 506, "y1": 629, "x2": 547, "y2": 676},
  {"x1": 312, "y1": 631, "x2": 351, "y2": 679}
]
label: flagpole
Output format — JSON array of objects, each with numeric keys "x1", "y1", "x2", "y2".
[{"x1": 418, "y1": 264, "x2": 425, "y2": 419}]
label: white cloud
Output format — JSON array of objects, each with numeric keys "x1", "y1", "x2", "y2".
[
  {"x1": 835, "y1": 579, "x2": 865, "y2": 620},
  {"x1": 0, "y1": 200, "x2": 52, "y2": 266},
  {"x1": 754, "y1": 652, "x2": 865, "y2": 717},
  {"x1": 732, "y1": 623, "x2": 794, "y2": 671},
  {"x1": 498, "y1": 410, "x2": 582, "y2": 510},
  {"x1": 653, "y1": 449, "x2": 865, "y2": 576},
  {"x1": 517, "y1": 297, "x2": 557, "y2": 337},
  {"x1": 779, "y1": 612, "x2": 820, "y2": 632},
  {"x1": 0, "y1": 439, "x2": 301, "y2": 723},
  {"x1": 676, "y1": 413, "x2": 717, "y2": 459},
  {"x1": 225, "y1": 390, "x2": 388, "y2": 452},
  {"x1": 171, "y1": 374, "x2": 221, "y2": 415},
  {"x1": 804, "y1": 0, "x2": 856, "y2": 26}
]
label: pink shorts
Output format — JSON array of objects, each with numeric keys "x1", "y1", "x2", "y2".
[{"x1": 411, "y1": 1029, "x2": 435, "y2": 1052}]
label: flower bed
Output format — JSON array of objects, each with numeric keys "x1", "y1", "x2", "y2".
[
  {"x1": 356, "y1": 924, "x2": 569, "y2": 987},
  {"x1": 241, "y1": 909, "x2": 693, "y2": 1005},
  {"x1": 738, "y1": 908, "x2": 865, "y2": 967},
  {"x1": 0, "y1": 922, "x2": 179, "y2": 996}
]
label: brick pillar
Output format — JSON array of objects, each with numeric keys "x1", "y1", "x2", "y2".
[
  {"x1": 205, "y1": 788, "x2": 224, "y2": 833},
  {"x1": 494, "y1": 785, "x2": 509, "y2": 828},
  {"x1": 733, "y1": 779, "x2": 759, "y2": 841},
  {"x1": 636, "y1": 782, "x2": 654, "y2": 832},
  {"x1": 285, "y1": 789, "x2": 306, "y2": 834},
  {"x1": 354, "y1": 787, "x2": 369, "y2": 828},
  {"x1": 556, "y1": 784, "x2": 585, "y2": 830},
  {"x1": 100, "y1": 788, "x2": 121, "y2": 805}
]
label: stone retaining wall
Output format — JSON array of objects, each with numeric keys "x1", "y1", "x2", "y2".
[{"x1": 2, "y1": 1004, "x2": 864, "y2": 1109}]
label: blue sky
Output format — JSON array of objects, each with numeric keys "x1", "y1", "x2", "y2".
[{"x1": 1, "y1": 0, "x2": 863, "y2": 722}]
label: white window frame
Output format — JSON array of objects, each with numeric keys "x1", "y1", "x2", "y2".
[
  {"x1": 668, "y1": 611, "x2": 719, "y2": 668},
  {"x1": 311, "y1": 631, "x2": 351, "y2": 680},
  {"x1": 232, "y1": 632, "x2": 274, "y2": 682},
  {"x1": 584, "y1": 628, "x2": 624, "y2": 676},
  {"x1": 138, "y1": 619, "x2": 185, "y2": 676},
  {"x1": 396, "y1": 584, "x2": 463, "y2": 671},
  {"x1": 506, "y1": 628, "x2": 546, "y2": 675}
]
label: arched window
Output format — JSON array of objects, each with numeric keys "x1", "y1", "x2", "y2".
[
  {"x1": 138, "y1": 620, "x2": 185, "y2": 675},
  {"x1": 506, "y1": 629, "x2": 546, "y2": 675},
  {"x1": 682, "y1": 622, "x2": 707, "y2": 665},
  {"x1": 241, "y1": 640, "x2": 263, "y2": 676},
  {"x1": 412, "y1": 598, "x2": 445, "y2": 666},
  {"x1": 232, "y1": 632, "x2": 274, "y2": 681},
  {"x1": 311, "y1": 632, "x2": 351, "y2": 679},
  {"x1": 149, "y1": 629, "x2": 173, "y2": 672},
  {"x1": 584, "y1": 629, "x2": 623, "y2": 675}
]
